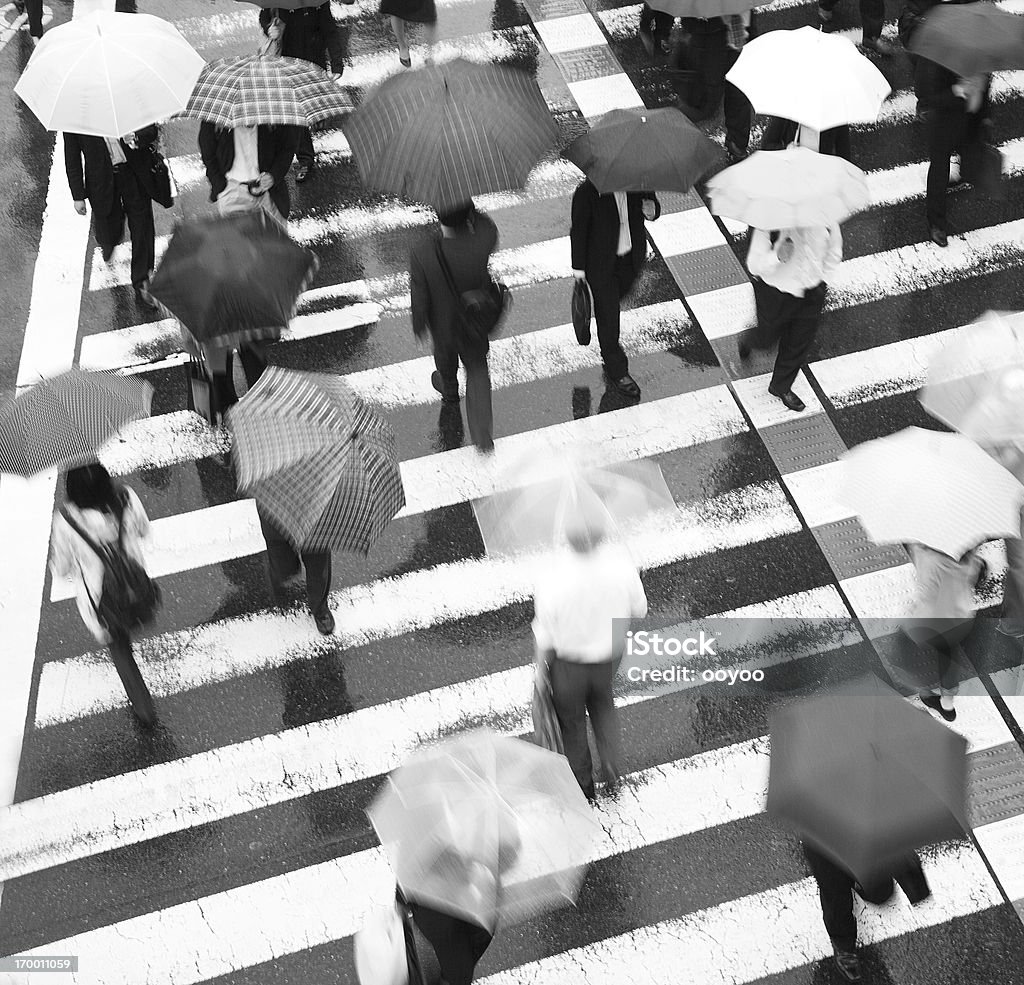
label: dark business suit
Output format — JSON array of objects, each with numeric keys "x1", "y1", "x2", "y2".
[
  {"x1": 64, "y1": 126, "x2": 159, "y2": 290},
  {"x1": 258, "y1": 506, "x2": 332, "y2": 623},
  {"x1": 259, "y1": 3, "x2": 346, "y2": 168},
  {"x1": 818, "y1": 0, "x2": 886, "y2": 42},
  {"x1": 570, "y1": 179, "x2": 651, "y2": 381},
  {"x1": 760, "y1": 118, "x2": 853, "y2": 162},
  {"x1": 410, "y1": 212, "x2": 499, "y2": 450},
  {"x1": 197, "y1": 122, "x2": 300, "y2": 219}
]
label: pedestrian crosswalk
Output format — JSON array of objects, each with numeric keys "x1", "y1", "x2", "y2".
[{"x1": 3, "y1": 0, "x2": 1024, "y2": 982}]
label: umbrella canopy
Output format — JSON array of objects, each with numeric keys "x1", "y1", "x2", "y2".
[
  {"x1": 919, "y1": 311, "x2": 1024, "y2": 443},
  {"x1": 705, "y1": 147, "x2": 869, "y2": 228},
  {"x1": 473, "y1": 449, "x2": 676, "y2": 557},
  {"x1": 14, "y1": 12, "x2": 205, "y2": 137},
  {"x1": 148, "y1": 212, "x2": 319, "y2": 352},
  {"x1": 227, "y1": 367, "x2": 405, "y2": 555},
  {"x1": 368, "y1": 730, "x2": 599, "y2": 930},
  {"x1": 564, "y1": 107, "x2": 720, "y2": 195},
  {"x1": 343, "y1": 59, "x2": 558, "y2": 212},
  {"x1": 179, "y1": 55, "x2": 352, "y2": 128},
  {"x1": 234, "y1": 0, "x2": 327, "y2": 7},
  {"x1": 649, "y1": 0, "x2": 772, "y2": 15},
  {"x1": 726, "y1": 27, "x2": 891, "y2": 131},
  {"x1": 909, "y1": 2, "x2": 1024, "y2": 76},
  {"x1": 767, "y1": 678, "x2": 968, "y2": 884},
  {"x1": 0, "y1": 370, "x2": 152, "y2": 477},
  {"x1": 839, "y1": 427, "x2": 1024, "y2": 558}
]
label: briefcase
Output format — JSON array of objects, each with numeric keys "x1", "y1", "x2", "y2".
[
  {"x1": 960, "y1": 140, "x2": 1006, "y2": 201},
  {"x1": 186, "y1": 356, "x2": 218, "y2": 425},
  {"x1": 571, "y1": 278, "x2": 592, "y2": 346}
]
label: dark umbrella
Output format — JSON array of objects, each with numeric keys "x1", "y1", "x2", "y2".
[
  {"x1": 0, "y1": 370, "x2": 152, "y2": 477},
  {"x1": 343, "y1": 59, "x2": 558, "y2": 211},
  {"x1": 233, "y1": 0, "x2": 327, "y2": 8},
  {"x1": 767, "y1": 677, "x2": 968, "y2": 884},
  {"x1": 564, "y1": 108, "x2": 720, "y2": 195},
  {"x1": 909, "y1": 2, "x2": 1024, "y2": 76},
  {"x1": 227, "y1": 367, "x2": 405, "y2": 554},
  {"x1": 148, "y1": 212, "x2": 319, "y2": 353}
]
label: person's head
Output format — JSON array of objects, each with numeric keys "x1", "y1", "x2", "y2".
[
  {"x1": 564, "y1": 508, "x2": 608, "y2": 554},
  {"x1": 438, "y1": 202, "x2": 474, "y2": 230},
  {"x1": 65, "y1": 463, "x2": 119, "y2": 513}
]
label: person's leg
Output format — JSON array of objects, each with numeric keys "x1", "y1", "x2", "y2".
[
  {"x1": 722, "y1": 50, "x2": 752, "y2": 154},
  {"x1": 257, "y1": 507, "x2": 302, "y2": 589},
  {"x1": 892, "y1": 852, "x2": 931, "y2": 904},
  {"x1": 925, "y1": 122, "x2": 957, "y2": 231},
  {"x1": 461, "y1": 349, "x2": 493, "y2": 450},
  {"x1": 1000, "y1": 525, "x2": 1024, "y2": 636},
  {"x1": 549, "y1": 657, "x2": 595, "y2": 798},
  {"x1": 584, "y1": 659, "x2": 622, "y2": 786},
  {"x1": 118, "y1": 169, "x2": 156, "y2": 290},
  {"x1": 300, "y1": 550, "x2": 333, "y2": 622},
  {"x1": 432, "y1": 331, "x2": 460, "y2": 399},
  {"x1": 296, "y1": 127, "x2": 315, "y2": 169},
  {"x1": 769, "y1": 284, "x2": 825, "y2": 395},
  {"x1": 236, "y1": 342, "x2": 269, "y2": 390},
  {"x1": 859, "y1": 0, "x2": 885, "y2": 41},
  {"x1": 590, "y1": 270, "x2": 628, "y2": 380},
  {"x1": 803, "y1": 844, "x2": 858, "y2": 953},
  {"x1": 409, "y1": 904, "x2": 486, "y2": 985},
  {"x1": 109, "y1": 629, "x2": 157, "y2": 726},
  {"x1": 389, "y1": 15, "x2": 410, "y2": 61},
  {"x1": 22, "y1": 0, "x2": 43, "y2": 38}
]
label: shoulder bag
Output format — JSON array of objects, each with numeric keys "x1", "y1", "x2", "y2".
[{"x1": 434, "y1": 235, "x2": 511, "y2": 349}]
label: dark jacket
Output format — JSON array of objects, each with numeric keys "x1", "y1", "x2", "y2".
[
  {"x1": 410, "y1": 211, "x2": 499, "y2": 356},
  {"x1": 259, "y1": 4, "x2": 345, "y2": 73},
  {"x1": 64, "y1": 125, "x2": 160, "y2": 217},
  {"x1": 197, "y1": 122, "x2": 301, "y2": 218},
  {"x1": 914, "y1": 56, "x2": 990, "y2": 122},
  {"x1": 761, "y1": 117, "x2": 853, "y2": 163},
  {"x1": 570, "y1": 179, "x2": 650, "y2": 279}
]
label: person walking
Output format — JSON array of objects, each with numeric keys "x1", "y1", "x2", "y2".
[
  {"x1": 803, "y1": 843, "x2": 930, "y2": 982},
  {"x1": 760, "y1": 118, "x2": 853, "y2": 162},
  {"x1": 739, "y1": 223, "x2": 843, "y2": 412},
  {"x1": 410, "y1": 202, "x2": 498, "y2": 453},
  {"x1": 49, "y1": 464, "x2": 158, "y2": 728},
  {"x1": 570, "y1": 178, "x2": 660, "y2": 401},
  {"x1": 259, "y1": 2, "x2": 347, "y2": 184},
  {"x1": 982, "y1": 443, "x2": 1024, "y2": 638},
  {"x1": 198, "y1": 121, "x2": 301, "y2": 229},
  {"x1": 381, "y1": 0, "x2": 437, "y2": 68},
  {"x1": 65, "y1": 124, "x2": 162, "y2": 310},
  {"x1": 817, "y1": 0, "x2": 898, "y2": 56},
  {"x1": 532, "y1": 511, "x2": 648, "y2": 801},
  {"x1": 12, "y1": 0, "x2": 42, "y2": 43}
]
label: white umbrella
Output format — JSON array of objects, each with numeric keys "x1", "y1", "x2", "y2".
[
  {"x1": 726, "y1": 27, "x2": 891, "y2": 131},
  {"x1": 14, "y1": 11, "x2": 205, "y2": 137}
]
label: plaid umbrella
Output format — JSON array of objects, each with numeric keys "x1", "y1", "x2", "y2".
[
  {"x1": 343, "y1": 59, "x2": 558, "y2": 211},
  {"x1": 909, "y1": 2, "x2": 1024, "y2": 76},
  {"x1": 149, "y1": 212, "x2": 319, "y2": 352},
  {"x1": 564, "y1": 107, "x2": 720, "y2": 195},
  {"x1": 0, "y1": 370, "x2": 152, "y2": 477},
  {"x1": 227, "y1": 367, "x2": 405, "y2": 555},
  {"x1": 179, "y1": 55, "x2": 352, "y2": 128}
]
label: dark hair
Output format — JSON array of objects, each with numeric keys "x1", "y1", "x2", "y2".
[
  {"x1": 65, "y1": 463, "x2": 122, "y2": 514},
  {"x1": 437, "y1": 203, "x2": 474, "y2": 229}
]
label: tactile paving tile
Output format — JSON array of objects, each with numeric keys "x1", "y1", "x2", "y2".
[
  {"x1": 974, "y1": 816, "x2": 1024, "y2": 915},
  {"x1": 687, "y1": 283, "x2": 757, "y2": 341},
  {"x1": 731, "y1": 377, "x2": 826, "y2": 430},
  {"x1": 969, "y1": 742, "x2": 1024, "y2": 828},
  {"x1": 757, "y1": 411, "x2": 846, "y2": 473},
  {"x1": 814, "y1": 516, "x2": 908, "y2": 582},
  {"x1": 648, "y1": 207, "x2": 723, "y2": 257},
  {"x1": 664, "y1": 245, "x2": 747, "y2": 297},
  {"x1": 553, "y1": 45, "x2": 620, "y2": 82},
  {"x1": 657, "y1": 189, "x2": 705, "y2": 216},
  {"x1": 522, "y1": 0, "x2": 589, "y2": 23},
  {"x1": 840, "y1": 565, "x2": 915, "y2": 632},
  {"x1": 532, "y1": 12, "x2": 605, "y2": 53}
]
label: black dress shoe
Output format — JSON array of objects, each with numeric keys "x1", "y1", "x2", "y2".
[
  {"x1": 929, "y1": 225, "x2": 948, "y2": 247},
  {"x1": 295, "y1": 163, "x2": 313, "y2": 183},
  {"x1": 737, "y1": 338, "x2": 751, "y2": 360},
  {"x1": 862, "y1": 36, "x2": 897, "y2": 56},
  {"x1": 475, "y1": 438, "x2": 495, "y2": 455},
  {"x1": 430, "y1": 371, "x2": 459, "y2": 404},
  {"x1": 772, "y1": 390, "x2": 805, "y2": 412},
  {"x1": 610, "y1": 374, "x2": 641, "y2": 400},
  {"x1": 834, "y1": 951, "x2": 862, "y2": 982},
  {"x1": 920, "y1": 694, "x2": 956, "y2": 722},
  {"x1": 725, "y1": 139, "x2": 749, "y2": 163},
  {"x1": 314, "y1": 610, "x2": 336, "y2": 635},
  {"x1": 134, "y1": 285, "x2": 158, "y2": 310}
]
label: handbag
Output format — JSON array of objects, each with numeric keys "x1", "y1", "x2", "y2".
[
  {"x1": 571, "y1": 278, "x2": 592, "y2": 346},
  {"x1": 186, "y1": 355, "x2": 218, "y2": 425},
  {"x1": 532, "y1": 653, "x2": 564, "y2": 754},
  {"x1": 434, "y1": 234, "x2": 511, "y2": 349},
  {"x1": 353, "y1": 898, "x2": 409, "y2": 985},
  {"x1": 960, "y1": 139, "x2": 1005, "y2": 201},
  {"x1": 147, "y1": 148, "x2": 175, "y2": 209}
]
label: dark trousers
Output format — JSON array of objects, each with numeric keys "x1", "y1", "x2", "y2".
[
  {"x1": 803, "y1": 845, "x2": 928, "y2": 952},
  {"x1": 680, "y1": 42, "x2": 751, "y2": 151},
  {"x1": 589, "y1": 255, "x2": 638, "y2": 380},
  {"x1": 433, "y1": 335, "x2": 493, "y2": 449},
  {"x1": 19, "y1": 0, "x2": 43, "y2": 37},
  {"x1": 925, "y1": 110, "x2": 983, "y2": 230},
  {"x1": 258, "y1": 508, "x2": 332, "y2": 619},
  {"x1": 818, "y1": 0, "x2": 885, "y2": 40},
  {"x1": 745, "y1": 279, "x2": 827, "y2": 394},
  {"x1": 409, "y1": 902, "x2": 492, "y2": 985},
  {"x1": 93, "y1": 165, "x2": 155, "y2": 290},
  {"x1": 109, "y1": 629, "x2": 157, "y2": 726},
  {"x1": 209, "y1": 341, "x2": 269, "y2": 411},
  {"x1": 549, "y1": 656, "x2": 621, "y2": 796},
  {"x1": 296, "y1": 127, "x2": 315, "y2": 167}
]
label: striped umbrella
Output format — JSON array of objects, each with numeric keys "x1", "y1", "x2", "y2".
[
  {"x1": 227, "y1": 367, "x2": 405, "y2": 555},
  {"x1": 0, "y1": 370, "x2": 153, "y2": 477},
  {"x1": 343, "y1": 59, "x2": 558, "y2": 212},
  {"x1": 178, "y1": 55, "x2": 352, "y2": 128}
]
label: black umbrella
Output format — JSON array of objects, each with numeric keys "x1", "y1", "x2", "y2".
[
  {"x1": 909, "y1": 2, "x2": 1024, "y2": 75},
  {"x1": 149, "y1": 212, "x2": 319, "y2": 352}
]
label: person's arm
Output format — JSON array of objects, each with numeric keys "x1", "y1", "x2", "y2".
[
  {"x1": 258, "y1": 8, "x2": 272, "y2": 35},
  {"x1": 531, "y1": 586, "x2": 558, "y2": 663},
  {"x1": 63, "y1": 132, "x2": 87, "y2": 208},
  {"x1": 569, "y1": 185, "x2": 590, "y2": 279},
  {"x1": 263, "y1": 126, "x2": 300, "y2": 188},
  {"x1": 318, "y1": 3, "x2": 345, "y2": 76},
  {"x1": 627, "y1": 564, "x2": 648, "y2": 621},
  {"x1": 197, "y1": 122, "x2": 226, "y2": 202},
  {"x1": 915, "y1": 58, "x2": 963, "y2": 113},
  {"x1": 122, "y1": 487, "x2": 151, "y2": 542},
  {"x1": 409, "y1": 249, "x2": 430, "y2": 340},
  {"x1": 49, "y1": 515, "x2": 75, "y2": 581},
  {"x1": 821, "y1": 225, "x2": 843, "y2": 285}
]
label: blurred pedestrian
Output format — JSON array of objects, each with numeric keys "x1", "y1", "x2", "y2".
[
  {"x1": 198, "y1": 121, "x2": 301, "y2": 229},
  {"x1": 381, "y1": 0, "x2": 437, "y2": 69},
  {"x1": 65, "y1": 124, "x2": 161, "y2": 310},
  {"x1": 638, "y1": 2, "x2": 673, "y2": 59},
  {"x1": 817, "y1": 0, "x2": 898, "y2": 56},
  {"x1": 803, "y1": 843, "x2": 930, "y2": 982},
  {"x1": 760, "y1": 118, "x2": 853, "y2": 162},
  {"x1": 673, "y1": 12, "x2": 752, "y2": 162},
  {"x1": 410, "y1": 202, "x2": 498, "y2": 453},
  {"x1": 532, "y1": 511, "x2": 648, "y2": 801},
  {"x1": 570, "y1": 178, "x2": 659, "y2": 401},
  {"x1": 985, "y1": 443, "x2": 1024, "y2": 638},
  {"x1": 259, "y1": 506, "x2": 335, "y2": 635},
  {"x1": 739, "y1": 223, "x2": 843, "y2": 412},
  {"x1": 12, "y1": 0, "x2": 41, "y2": 43},
  {"x1": 259, "y1": 2, "x2": 347, "y2": 183},
  {"x1": 50, "y1": 464, "x2": 158, "y2": 728},
  {"x1": 914, "y1": 55, "x2": 990, "y2": 247},
  {"x1": 197, "y1": 338, "x2": 270, "y2": 419}
]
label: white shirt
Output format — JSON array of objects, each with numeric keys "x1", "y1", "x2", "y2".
[
  {"x1": 532, "y1": 542, "x2": 648, "y2": 663},
  {"x1": 613, "y1": 191, "x2": 631, "y2": 256},
  {"x1": 104, "y1": 137, "x2": 127, "y2": 166},
  {"x1": 908, "y1": 544, "x2": 979, "y2": 623},
  {"x1": 226, "y1": 125, "x2": 260, "y2": 183},
  {"x1": 746, "y1": 225, "x2": 843, "y2": 298}
]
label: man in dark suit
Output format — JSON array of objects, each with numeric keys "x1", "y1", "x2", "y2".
[
  {"x1": 760, "y1": 118, "x2": 853, "y2": 162},
  {"x1": 259, "y1": 2, "x2": 347, "y2": 183},
  {"x1": 410, "y1": 202, "x2": 498, "y2": 453},
  {"x1": 65, "y1": 124, "x2": 162, "y2": 309},
  {"x1": 197, "y1": 121, "x2": 300, "y2": 228},
  {"x1": 570, "y1": 178, "x2": 657, "y2": 401},
  {"x1": 818, "y1": 0, "x2": 897, "y2": 56}
]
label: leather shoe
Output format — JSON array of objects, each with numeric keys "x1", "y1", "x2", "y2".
[
  {"x1": 295, "y1": 163, "x2": 313, "y2": 183},
  {"x1": 737, "y1": 338, "x2": 751, "y2": 360},
  {"x1": 834, "y1": 951, "x2": 862, "y2": 982},
  {"x1": 725, "y1": 139, "x2": 749, "y2": 163},
  {"x1": 862, "y1": 36, "x2": 897, "y2": 56},
  {"x1": 430, "y1": 371, "x2": 459, "y2": 404},
  {"x1": 772, "y1": 390, "x2": 805, "y2": 412},
  {"x1": 929, "y1": 225, "x2": 948, "y2": 248},
  {"x1": 921, "y1": 694, "x2": 956, "y2": 722},
  {"x1": 314, "y1": 610, "x2": 335, "y2": 635},
  {"x1": 610, "y1": 374, "x2": 641, "y2": 400},
  {"x1": 134, "y1": 284, "x2": 158, "y2": 310}
]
